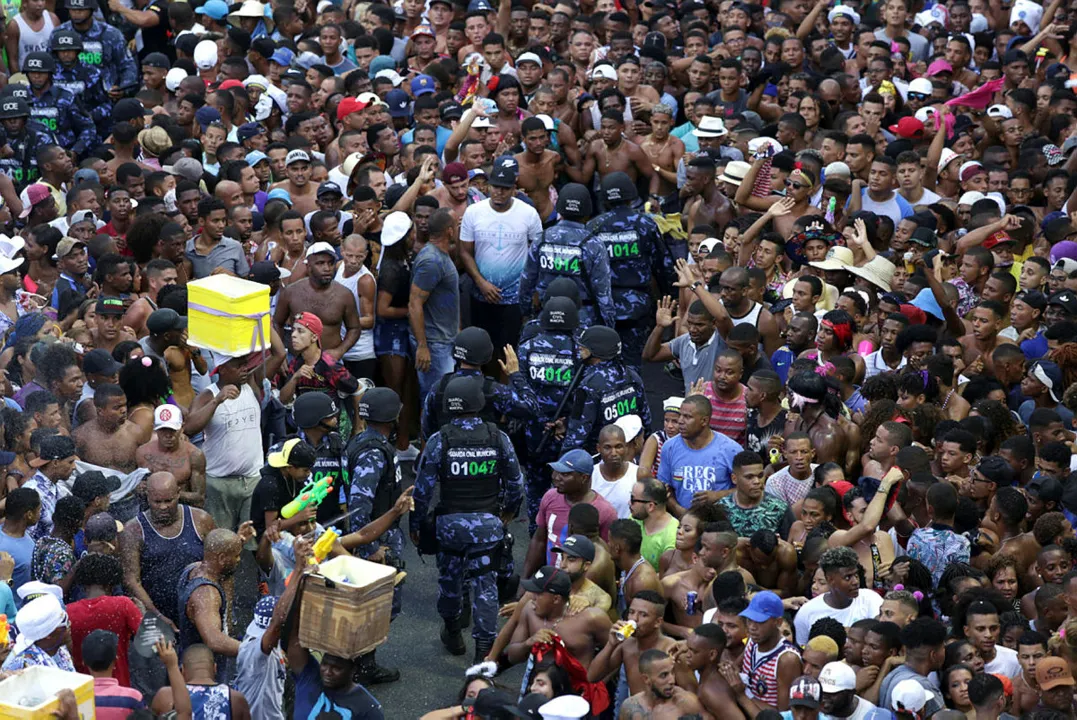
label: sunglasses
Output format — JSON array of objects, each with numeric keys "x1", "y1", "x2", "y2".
[
  {"x1": 785, "y1": 180, "x2": 807, "y2": 190},
  {"x1": 908, "y1": 92, "x2": 930, "y2": 100}
]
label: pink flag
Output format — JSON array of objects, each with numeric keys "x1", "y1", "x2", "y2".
[{"x1": 945, "y1": 78, "x2": 1005, "y2": 110}]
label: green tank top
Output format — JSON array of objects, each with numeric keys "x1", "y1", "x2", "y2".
[{"x1": 636, "y1": 516, "x2": 679, "y2": 571}]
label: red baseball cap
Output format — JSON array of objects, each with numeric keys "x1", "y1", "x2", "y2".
[
  {"x1": 218, "y1": 79, "x2": 244, "y2": 90},
  {"x1": 337, "y1": 97, "x2": 366, "y2": 122},
  {"x1": 889, "y1": 116, "x2": 924, "y2": 139},
  {"x1": 442, "y1": 162, "x2": 468, "y2": 184},
  {"x1": 293, "y1": 312, "x2": 324, "y2": 338}
]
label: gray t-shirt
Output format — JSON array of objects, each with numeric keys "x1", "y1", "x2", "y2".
[
  {"x1": 874, "y1": 27, "x2": 930, "y2": 62},
  {"x1": 235, "y1": 632, "x2": 286, "y2": 720},
  {"x1": 669, "y1": 331, "x2": 726, "y2": 395},
  {"x1": 185, "y1": 236, "x2": 250, "y2": 279},
  {"x1": 410, "y1": 243, "x2": 460, "y2": 344},
  {"x1": 879, "y1": 665, "x2": 944, "y2": 715}
]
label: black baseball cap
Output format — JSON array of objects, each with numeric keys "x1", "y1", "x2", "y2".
[
  {"x1": 250, "y1": 261, "x2": 282, "y2": 284},
  {"x1": 95, "y1": 297, "x2": 126, "y2": 316},
  {"x1": 146, "y1": 308, "x2": 187, "y2": 335},
  {"x1": 521, "y1": 566, "x2": 571, "y2": 598},
  {"x1": 72, "y1": 471, "x2": 121, "y2": 503},
  {"x1": 31, "y1": 434, "x2": 77, "y2": 466},
  {"x1": 113, "y1": 98, "x2": 148, "y2": 123},
  {"x1": 83, "y1": 348, "x2": 122, "y2": 376},
  {"x1": 552, "y1": 534, "x2": 595, "y2": 562},
  {"x1": 1015, "y1": 289, "x2": 1048, "y2": 312},
  {"x1": 142, "y1": 52, "x2": 171, "y2": 69}
]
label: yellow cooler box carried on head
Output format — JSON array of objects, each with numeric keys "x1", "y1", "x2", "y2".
[
  {"x1": 187, "y1": 275, "x2": 271, "y2": 356},
  {"x1": 0, "y1": 667, "x2": 95, "y2": 719},
  {"x1": 298, "y1": 555, "x2": 397, "y2": 658}
]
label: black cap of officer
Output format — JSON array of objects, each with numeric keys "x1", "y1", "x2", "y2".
[
  {"x1": 444, "y1": 376, "x2": 486, "y2": 415},
  {"x1": 556, "y1": 183, "x2": 592, "y2": 220},
  {"x1": 0, "y1": 97, "x2": 30, "y2": 120},
  {"x1": 1, "y1": 84, "x2": 30, "y2": 102},
  {"x1": 602, "y1": 171, "x2": 638, "y2": 205},
  {"x1": 580, "y1": 325, "x2": 622, "y2": 360},
  {"x1": 358, "y1": 387, "x2": 403, "y2": 423},
  {"x1": 292, "y1": 391, "x2": 338, "y2": 429},
  {"x1": 540, "y1": 296, "x2": 579, "y2": 332},
  {"x1": 543, "y1": 276, "x2": 581, "y2": 308},
  {"x1": 22, "y1": 52, "x2": 56, "y2": 74},
  {"x1": 453, "y1": 326, "x2": 493, "y2": 366},
  {"x1": 50, "y1": 29, "x2": 83, "y2": 52}
]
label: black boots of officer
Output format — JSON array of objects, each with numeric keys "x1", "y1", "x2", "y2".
[
  {"x1": 355, "y1": 650, "x2": 400, "y2": 685},
  {"x1": 474, "y1": 639, "x2": 493, "y2": 665},
  {"x1": 441, "y1": 616, "x2": 467, "y2": 656}
]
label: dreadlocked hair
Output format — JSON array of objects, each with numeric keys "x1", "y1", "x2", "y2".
[
  {"x1": 971, "y1": 399, "x2": 1019, "y2": 444},
  {"x1": 860, "y1": 399, "x2": 899, "y2": 453},
  {"x1": 905, "y1": 403, "x2": 941, "y2": 445},
  {"x1": 1049, "y1": 344, "x2": 1077, "y2": 392}
]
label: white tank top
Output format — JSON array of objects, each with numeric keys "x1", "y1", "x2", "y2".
[
  {"x1": 15, "y1": 12, "x2": 55, "y2": 61},
  {"x1": 334, "y1": 265, "x2": 375, "y2": 363},
  {"x1": 203, "y1": 382, "x2": 264, "y2": 477},
  {"x1": 729, "y1": 301, "x2": 763, "y2": 328}
]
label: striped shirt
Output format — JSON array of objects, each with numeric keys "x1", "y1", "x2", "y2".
[
  {"x1": 93, "y1": 678, "x2": 145, "y2": 719},
  {"x1": 742, "y1": 638, "x2": 801, "y2": 708},
  {"x1": 702, "y1": 382, "x2": 748, "y2": 445}
]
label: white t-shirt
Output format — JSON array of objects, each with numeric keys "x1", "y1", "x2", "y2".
[
  {"x1": 592, "y1": 462, "x2": 639, "y2": 519},
  {"x1": 984, "y1": 645, "x2": 1021, "y2": 678},
  {"x1": 202, "y1": 382, "x2": 263, "y2": 477},
  {"x1": 794, "y1": 591, "x2": 884, "y2": 645},
  {"x1": 459, "y1": 198, "x2": 543, "y2": 305},
  {"x1": 235, "y1": 632, "x2": 286, "y2": 720},
  {"x1": 822, "y1": 697, "x2": 878, "y2": 720},
  {"x1": 901, "y1": 187, "x2": 942, "y2": 206}
]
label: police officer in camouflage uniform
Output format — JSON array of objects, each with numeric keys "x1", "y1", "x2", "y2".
[
  {"x1": 291, "y1": 392, "x2": 348, "y2": 529},
  {"x1": 587, "y1": 171, "x2": 669, "y2": 370},
  {"x1": 519, "y1": 277, "x2": 584, "y2": 345},
  {"x1": 58, "y1": 0, "x2": 138, "y2": 99},
  {"x1": 51, "y1": 30, "x2": 112, "y2": 142},
  {"x1": 0, "y1": 97, "x2": 57, "y2": 193},
  {"x1": 419, "y1": 326, "x2": 539, "y2": 440},
  {"x1": 22, "y1": 53, "x2": 98, "y2": 156},
  {"x1": 346, "y1": 386, "x2": 405, "y2": 685},
  {"x1": 411, "y1": 377, "x2": 523, "y2": 662},
  {"x1": 518, "y1": 183, "x2": 616, "y2": 329},
  {"x1": 560, "y1": 325, "x2": 651, "y2": 454},
  {"x1": 518, "y1": 295, "x2": 583, "y2": 531}
]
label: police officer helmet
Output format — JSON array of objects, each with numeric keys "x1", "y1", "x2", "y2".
[
  {"x1": 358, "y1": 387, "x2": 403, "y2": 423},
  {"x1": 540, "y1": 296, "x2": 579, "y2": 332},
  {"x1": 443, "y1": 376, "x2": 486, "y2": 415},
  {"x1": 22, "y1": 52, "x2": 57, "y2": 74},
  {"x1": 556, "y1": 183, "x2": 593, "y2": 220},
  {"x1": 1, "y1": 85, "x2": 31, "y2": 103},
  {"x1": 453, "y1": 326, "x2": 493, "y2": 366},
  {"x1": 602, "y1": 172, "x2": 638, "y2": 205},
  {"x1": 580, "y1": 325, "x2": 622, "y2": 360},
  {"x1": 292, "y1": 391, "x2": 338, "y2": 429},
  {"x1": 0, "y1": 98, "x2": 30, "y2": 120},
  {"x1": 50, "y1": 30, "x2": 84, "y2": 52},
  {"x1": 543, "y1": 276, "x2": 582, "y2": 309}
]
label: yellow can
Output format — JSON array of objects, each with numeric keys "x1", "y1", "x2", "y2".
[{"x1": 615, "y1": 620, "x2": 637, "y2": 641}]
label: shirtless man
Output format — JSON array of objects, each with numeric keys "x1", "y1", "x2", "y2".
[
  {"x1": 661, "y1": 553, "x2": 716, "y2": 638},
  {"x1": 581, "y1": 111, "x2": 655, "y2": 193},
  {"x1": 960, "y1": 301, "x2": 1017, "y2": 377},
  {"x1": 527, "y1": 85, "x2": 582, "y2": 168},
  {"x1": 698, "y1": 527, "x2": 756, "y2": 614},
  {"x1": 783, "y1": 372, "x2": 848, "y2": 466},
  {"x1": 659, "y1": 503, "x2": 725, "y2": 578},
  {"x1": 136, "y1": 405, "x2": 206, "y2": 507},
  {"x1": 430, "y1": 161, "x2": 474, "y2": 221},
  {"x1": 1013, "y1": 631, "x2": 1049, "y2": 715},
  {"x1": 609, "y1": 519, "x2": 664, "y2": 616},
  {"x1": 588, "y1": 592, "x2": 680, "y2": 696},
  {"x1": 270, "y1": 150, "x2": 318, "y2": 216},
  {"x1": 1020, "y1": 546, "x2": 1069, "y2": 619},
  {"x1": 273, "y1": 245, "x2": 362, "y2": 361},
  {"x1": 516, "y1": 116, "x2": 574, "y2": 222},
  {"x1": 992, "y1": 486, "x2": 1042, "y2": 591},
  {"x1": 569, "y1": 504, "x2": 618, "y2": 613},
  {"x1": 674, "y1": 624, "x2": 743, "y2": 720},
  {"x1": 620, "y1": 649, "x2": 709, "y2": 719},
  {"x1": 618, "y1": 57, "x2": 662, "y2": 119},
  {"x1": 738, "y1": 530, "x2": 799, "y2": 598},
  {"x1": 736, "y1": 156, "x2": 818, "y2": 239},
  {"x1": 73, "y1": 384, "x2": 143, "y2": 474},
  {"x1": 640, "y1": 105, "x2": 684, "y2": 200},
  {"x1": 505, "y1": 566, "x2": 612, "y2": 669},
  {"x1": 683, "y1": 155, "x2": 733, "y2": 233}
]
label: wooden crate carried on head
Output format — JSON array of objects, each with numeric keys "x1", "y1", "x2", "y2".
[{"x1": 297, "y1": 555, "x2": 397, "y2": 658}]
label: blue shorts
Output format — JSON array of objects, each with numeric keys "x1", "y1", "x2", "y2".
[{"x1": 374, "y1": 318, "x2": 411, "y2": 358}]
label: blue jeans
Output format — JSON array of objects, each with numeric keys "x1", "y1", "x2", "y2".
[{"x1": 410, "y1": 338, "x2": 454, "y2": 401}]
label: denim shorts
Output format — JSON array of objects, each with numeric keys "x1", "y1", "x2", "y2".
[{"x1": 374, "y1": 318, "x2": 411, "y2": 358}]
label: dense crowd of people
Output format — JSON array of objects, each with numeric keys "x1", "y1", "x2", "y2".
[{"x1": 1, "y1": 0, "x2": 1077, "y2": 716}]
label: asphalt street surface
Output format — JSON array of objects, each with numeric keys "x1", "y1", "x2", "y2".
[{"x1": 228, "y1": 358, "x2": 679, "y2": 717}]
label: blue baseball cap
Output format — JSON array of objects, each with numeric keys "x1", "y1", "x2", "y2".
[
  {"x1": 270, "y1": 47, "x2": 294, "y2": 67},
  {"x1": 236, "y1": 122, "x2": 265, "y2": 143},
  {"x1": 468, "y1": 0, "x2": 493, "y2": 10},
  {"x1": 245, "y1": 150, "x2": 269, "y2": 166},
  {"x1": 194, "y1": 0, "x2": 228, "y2": 19},
  {"x1": 385, "y1": 88, "x2": 410, "y2": 118},
  {"x1": 195, "y1": 105, "x2": 222, "y2": 131},
  {"x1": 368, "y1": 55, "x2": 395, "y2": 78},
  {"x1": 410, "y1": 74, "x2": 436, "y2": 96},
  {"x1": 548, "y1": 449, "x2": 593, "y2": 475},
  {"x1": 910, "y1": 287, "x2": 944, "y2": 322},
  {"x1": 740, "y1": 590, "x2": 784, "y2": 622},
  {"x1": 266, "y1": 188, "x2": 292, "y2": 206}
]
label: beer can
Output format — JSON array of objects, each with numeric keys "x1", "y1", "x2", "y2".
[
  {"x1": 769, "y1": 448, "x2": 781, "y2": 465},
  {"x1": 615, "y1": 620, "x2": 637, "y2": 641},
  {"x1": 685, "y1": 591, "x2": 698, "y2": 616}
]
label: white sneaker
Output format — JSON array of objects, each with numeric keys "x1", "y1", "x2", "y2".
[{"x1": 396, "y1": 445, "x2": 419, "y2": 461}]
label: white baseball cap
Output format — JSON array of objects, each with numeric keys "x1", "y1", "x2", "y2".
[
  {"x1": 516, "y1": 52, "x2": 542, "y2": 66},
  {"x1": 987, "y1": 103, "x2": 1013, "y2": 119},
  {"x1": 374, "y1": 69, "x2": 404, "y2": 87},
  {"x1": 154, "y1": 404, "x2": 183, "y2": 430},
  {"x1": 590, "y1": 65, "x2": 617, "y2": 81},
  {"x1": 165, "y1": 67, "x2": 188, "y2": 93},
  {"x1": 381, "y1": 211, "x2": 413, "y2": 248},
  {"x1": 907, "y1": 77, "x2": 932, "y2": 95},
  {"x1": 305, "y1": 241, "x2": 337, "y2": 258},
  {"x1": 818, "y1": 662, "x2": 856, "y2": 693},
  {"x1": 193, "y1": 40, "x2": 218, "y2": 71},
  {"x1": 937, "y1": 147, "x2": 961, "y2": 174},
  {"x1": 958, "y1": 191, "x2": 986, "y2": 206},
  {"x1": 285, "y1": 149, "x2": 311, "y2": 166}
]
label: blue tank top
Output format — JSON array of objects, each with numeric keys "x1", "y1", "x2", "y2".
[
  {"x1": 177, "y1": 562, "x2": 225, "y2": 656},
  {"x1": 187, "y1": 683, "x2": 232, "y2": 720},
  {"x1": 137, "y1": 505, "x2": 204, "y2": 626}
]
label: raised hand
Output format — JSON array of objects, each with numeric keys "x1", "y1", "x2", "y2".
[{"x1": 655, "y1": 296, "x2": 678, "y2": 328}]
